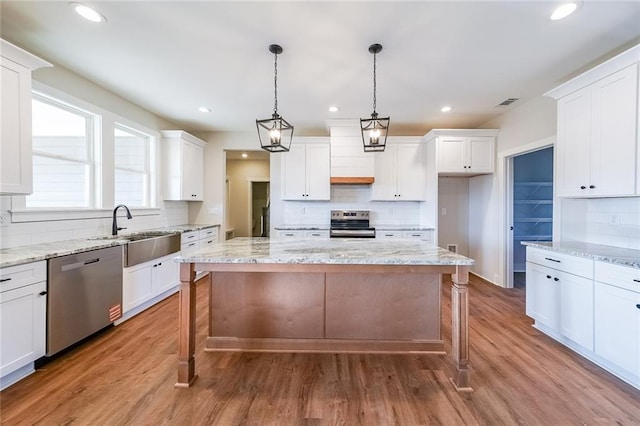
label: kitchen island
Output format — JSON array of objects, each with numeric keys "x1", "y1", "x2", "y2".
[{"x1": 174, "y1": 237, "x2": 474, "y2": 391}]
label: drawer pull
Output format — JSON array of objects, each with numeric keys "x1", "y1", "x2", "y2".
[
  {"x1": 553, "y1": 277, "x2": 559, "y2": 282},
  {"x1": 0, "y1": 278, "x2": 11, "y2": 282},
  {"x1": 636, "y1": 304, "x2": 640, "y2": 310},
  {"x1": 546, "y1": 275, "x2": 552, "y2": 279},
  {"x1": 544, "y1": 257, "x2": 561, "y2": 263},
  {"x1": 633, "y1": 279, "x2": 640, "y2": 283},
  {"x1": 39, "y1": 291, "x2": 47, "y2": 296}
]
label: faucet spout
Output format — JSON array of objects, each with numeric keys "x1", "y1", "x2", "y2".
[{"x1": 112, "y1": 204, "x2": 133, "y2": 235}]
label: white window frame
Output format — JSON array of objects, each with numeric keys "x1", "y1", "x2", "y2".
[
  {"x1": 11, "y1": 82, "x2": 161, "y2": 223},
  {"x1": 27, "y1": 92, "x2": 97, "y2": 209},
  {"x1": 114, "y1": 123, "x2": 156, "y2": 208}
]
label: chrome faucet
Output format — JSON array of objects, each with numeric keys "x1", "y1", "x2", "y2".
[{"x1": 112, "y1": 204, "x2": 132, "y2": 235}]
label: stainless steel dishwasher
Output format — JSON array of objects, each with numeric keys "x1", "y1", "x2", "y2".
[{"x1": 47, "y1": 245, "x2": 123, "y2": 356}]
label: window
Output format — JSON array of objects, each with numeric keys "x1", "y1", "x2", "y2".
[
  {"x1": 114, "y1": 125, "x2": 154, "y2": 207},
  {"x1": 27, "y1": 94, "x2": 95, "y2": 208}
]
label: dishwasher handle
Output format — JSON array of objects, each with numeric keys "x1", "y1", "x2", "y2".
[{"x1": 61, "y1": 258, "x2": 101, "y2": 272}]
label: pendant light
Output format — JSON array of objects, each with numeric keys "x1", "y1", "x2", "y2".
[
  {"x1": 360, "y1": 43, "x2": 390, "y2": 152},
  {"x1": 256, "y1": 44, "x2": 294, "y2": 153}
]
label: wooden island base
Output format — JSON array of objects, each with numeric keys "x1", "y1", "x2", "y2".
[{"x1": 176, "y1": 263, "x2": 471, "y2": 392}]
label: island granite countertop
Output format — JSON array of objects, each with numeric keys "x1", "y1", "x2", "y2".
[
  {"x1": 175, "y1": 237, "x2": 473, "y2": 266},
  {"x1": 522, "y1": 241, "x2": 640, "y2": 269}
]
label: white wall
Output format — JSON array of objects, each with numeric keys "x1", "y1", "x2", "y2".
[
  {"x1": 438, "y1": 178, "x2": 469, "y2": 256},
  {"x1": 0, "y1": 61, "x2": 189, "y2": 249},
  {"x1": 471, "y1": 95, "x2": 558, "y2": 285}
]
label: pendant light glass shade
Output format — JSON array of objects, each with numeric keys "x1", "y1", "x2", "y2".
[
  {"x1": 256, "y1": 44, "x2": 293, "y2": 153},
  {"x1": 361, "y1": 43, "x2": 389, "y2": 152}
]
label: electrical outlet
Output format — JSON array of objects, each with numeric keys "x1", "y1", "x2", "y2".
[
  {"x1": 0, "y1": 211, "x2": 10, "y2": 227},
  {"x1": 441, "y1": 208, "x2": 447, "y2": 216}
]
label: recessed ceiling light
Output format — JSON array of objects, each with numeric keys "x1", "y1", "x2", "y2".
[
  {"x1": 70, "y1": 2, "x2": 106, "y2": 23},
  {"x1": 441, "y1": 106, "x2": 452, "y2": 113},
  {"x1": 241, "y1": 153, "x2": 248, "y2": 159},
  {"x1": 550, "y1": 2, "x2": 578, "y2": 20},
  {"x1": 198, "y1": 106, "x2": 212, "y2": 113},
  {"x1": 328, "y1": 106, "x2": 339, "y2": 112}
]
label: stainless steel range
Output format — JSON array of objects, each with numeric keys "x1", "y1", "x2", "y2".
[{"x1": 330, "y1": 210, "x2": 376, "y2": 238}]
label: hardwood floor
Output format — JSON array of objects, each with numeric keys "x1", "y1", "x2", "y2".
[{"x1": 1, "y1": 274, "x2": 639, "y2": 425}]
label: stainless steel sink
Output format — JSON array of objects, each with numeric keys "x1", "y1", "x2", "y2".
[
  {"x1": 123, "y1": 232, "x2": 181, "y2": 267},
  {"x1": 91, "y1": 231, "x2": 182, "y2": 267}
]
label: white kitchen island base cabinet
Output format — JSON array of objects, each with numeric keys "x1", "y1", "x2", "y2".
[
  {"x1": 118, "y1": 253, "x2": 180, "y2": 323},
  {"x1": 0, "y1": 261, "x2": 47, "y2": 390}
]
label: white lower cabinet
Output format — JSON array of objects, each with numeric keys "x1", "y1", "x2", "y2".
[
  {"x1": 526, "y1": 250, "x2": 594, "y2": 350},
  {"x1": 526, "y1": 247, "x2": 640, "y2": 390},
  {"x1": 0, "y1": 261, "x2": 47, "y2": 389},
  {"x1": 594, "y1": 261, "x2": 640, "y2": 382},
  {"x1": 122, "y1": 253, "x2": 179, "y2": 315}
]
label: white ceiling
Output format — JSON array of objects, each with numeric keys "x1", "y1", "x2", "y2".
[{"x1": 2, "y1": 1, "x2": 639, "y2": 136}]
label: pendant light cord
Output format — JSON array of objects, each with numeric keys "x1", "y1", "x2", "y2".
[
  {"x1": 372, "y1": 51, "x2": 377, "y2": 114},
  {"x1": 273, "y1": 51, "x2": 278, "y2": 116}
]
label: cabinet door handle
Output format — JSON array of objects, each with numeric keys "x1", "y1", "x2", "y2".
[
  {"x1": 39, "y1": 291, "x2": 47, "y2": 296},
  {"x1": 544, "y1": 257, "x2": 561, "y2": 263},
  {"x1": 636, "y1": 304, "x2": 640, "y2": 310},
  {"x1": 589, "y1": 185, "x2": 595, "y2": 189},
  {"x1": 546, "y1": 275, "x2": 552, "y2": 279},
  {"x1": 580, "y1": 186, "x2": 586, "y2": 189},
  {"x1": 553, "y1": 277, "x2": 559, "y2": 282},
  {"x1": 0, "y1": 278, "x2": 11, "y2": 282},
  {"x1": 633, "y1": 279, "x2": 640, "y2": 283}
]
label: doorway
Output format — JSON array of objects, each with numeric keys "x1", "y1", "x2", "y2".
[
  {"x1": 510, "y1": 147, "x2": 554, "y2": 288},
  {"x1": 250, "y1": 180, "x2": 270, "y2": 237},
  {"x1": 225, "y1": 150, "x2": 270, "y2": 238}
]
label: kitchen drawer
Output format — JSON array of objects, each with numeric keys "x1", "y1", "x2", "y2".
[
  {"x1": 0, "y1": 261, "x2": 46, "y2": 293},
  {"x1": 304, "y1": 230, "x2": 329, "y2": 238},
  {"x1": 199, "y1": 227, "x2": 218, "y2": 241},
  {"x1": 527, "y1": 247, "x2": 593, "y2": 279},
  {"x1": 181, "y1": 231, "x2": 198, "y2": 245},
  {"x1": 402, "y1": 230, "x2": 433, "y2": 241},
  {"x1": 199, "y1": 237, "x2": 217, "y2": 249},
  {"x1": 376, "y1": 230, "x2": 402, "y2": 239},
  {"x1": 277, "y1": 230, "x2": 304, "y2": 239},
  {"x1": 181, "y1": 241, "x2": 199, "y2": 256},
  {"x1": 595, "y1": 261, "x2": 640, "y2": 293}
]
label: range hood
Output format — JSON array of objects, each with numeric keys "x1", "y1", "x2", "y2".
[
  {"x1": 328, "y1": 119, "x2": 375, "y2": 184},
  {"x1": 330, "y1": 177, "x2": 374, "y2": 185}
]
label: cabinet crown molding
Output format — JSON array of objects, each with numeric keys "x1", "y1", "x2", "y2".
[
  {"x1": 545, "y1": 43, "x2": 640, "y2": 100},
  {"x1": 422, "y1": 128, "x2": 499, "y2": 141},
  {"x1": 1, "y1": 39, "x2": 51, "y2": 70},
  {"x1": 160, "y1": 130, "x2": 206, "y2": 147}
]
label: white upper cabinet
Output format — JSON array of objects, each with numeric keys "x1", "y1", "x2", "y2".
[
  {"x1": 423, "y1": 129, "x2": 498, "y2": 177},
  {"x1": 0, "y1": 39, "x2": 51, "y2": 195},
  {"x1": 546, "y1": 44, "x2": 640, "y2": 198},
  {"x1": 162, "y1": 130, "x2": 206, "y2": 201},
  {"x1": 372, "y1": 138, "x2": 425, "y2": 201},
  {"x1": 281, "y1": 138, "x2": 330, "y2": 200}
]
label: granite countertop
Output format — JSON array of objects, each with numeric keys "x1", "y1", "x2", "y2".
[
  {"x1": 522, "y1": 241, "x2": 640, "y2": 269},
  {"x1": 0, "y1": 223, "x2": 221, "y2": 269},
  {"x1": 175, "y1": 237, "x2": 474, "y2": 266}
]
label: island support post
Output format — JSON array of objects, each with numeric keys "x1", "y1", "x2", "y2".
[
  {"x1": 451, "y1": 265, "x2": 472, "y2": 391},
  {"x1": 175, "y1": 263, "x2": 197, "y2": 388}
]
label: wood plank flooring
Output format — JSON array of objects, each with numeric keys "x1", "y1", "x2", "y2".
[{"x1": 1, "y1": 274, "x2": 639, "y2": 425}]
